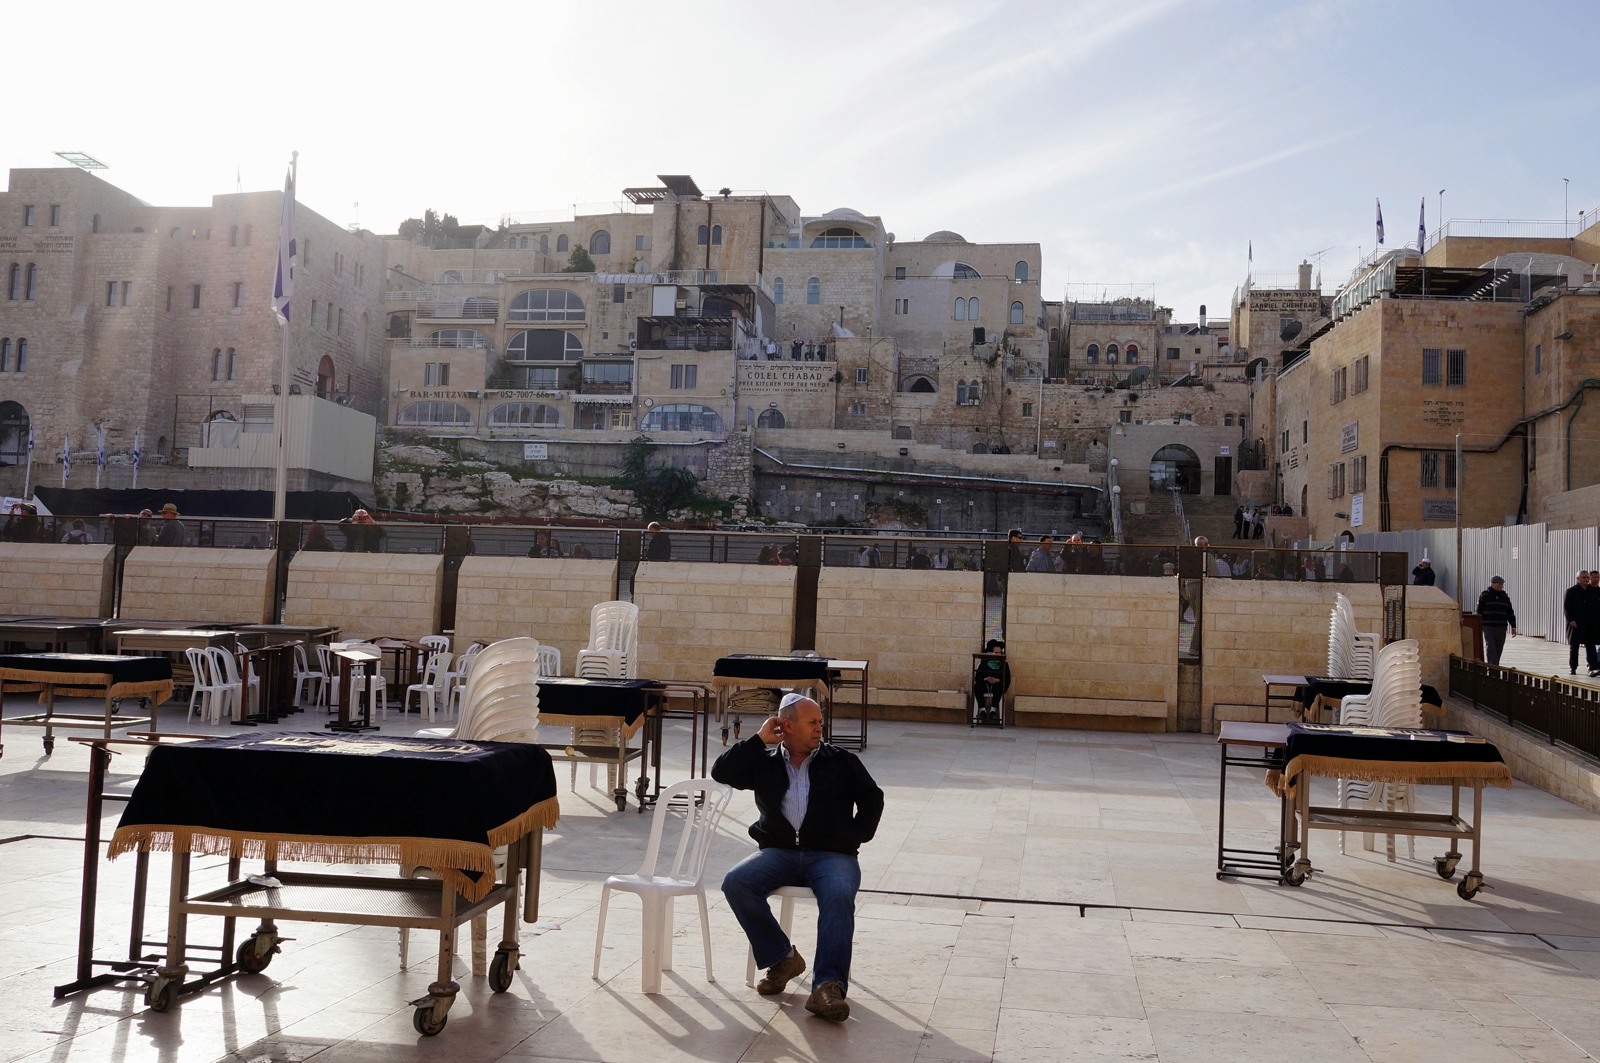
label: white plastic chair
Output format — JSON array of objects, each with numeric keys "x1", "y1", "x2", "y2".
[
  {"x1": 415, "y1": 638, "x2": 541, "y2": 741},
  {"x1": 204, "y1": 647, "x2": 247, "y2": 723},
  {"x1": 743, "y1": 886, "x2": 818, "y2": 988},
  {"x1": 184, "y1": 647, "x2": 228, "y2": 725},
  {"x1": 1338, "y1": 639, "x2": 1421, "y2": 855},
  {"x1": 326, "y1": 642, "x2": 389, "y2": 721},
  {"x1": 572, "y1": 650, "x2": 625, "y2": 791},
  {"x1": 592, "y1": 779, "x2": 734, "y2": 993},
  {"x1": 314, "y1": 643, "x2": 335, "y2": 709},
  {"x1": 419, "y1": 635, "x2": 450, "y2": 654},
  {"x1": 292, "y1": 643, "x2": 325, "y2": 708},
  {"x1": 577, "y1": 601, "x2": 639, "y2": 680},
  {"x1": 404, "y1": 651, "x2": 454, "y2": 721},
  {"x1": 441, "y1": 642, "x2": 484, "y2": 720},
  {"x1": 537, "y1": 645, "x2": 562, "y2": 678}
]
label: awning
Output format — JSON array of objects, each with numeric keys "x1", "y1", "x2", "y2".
[{"x1": 571, "y1": 394, "x2": 636, "y2": 405}]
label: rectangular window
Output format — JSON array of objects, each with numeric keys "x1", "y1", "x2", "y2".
[
  {"x1": 611, "y1": 409, "x2": 633, "y2": 430},
  {"x1": 613, "y1": 284, "x2": 626, "y2": 303},
  {"x1": 1535, "y1": 343, "x2": 1542, "y2": 374},
  {"x1": 1327, "y1": 463, "x2": 1346, "y2": 499},
  {"x1": 895, "y1": 267, "x2": 906, "y2": 280},
  {"x1": 1330, "y1": 366, "x2": 1347, "y2": 404},
  {"x1": 1351, "y1": 454, "x2": 1368, "y2": 492},
  {"x1": 1353, "y1": 355, "x2": 1369, "y2": 394},
  {"x1": 423, "y1": 362, "x2": 450, "y2": 386},
  {"x1": 190, "y1": 284, "x2": 202, "y2": 309},
  {"x1": 121, "y1": 281, "x2": 132, "y2": 306},
  {"x1": 1119, "y1": 409, "x2": 1132, "y2": 424},
  {"x1": 107, "y1": 281, "x2": 118, "y2": 307},
  {"x1": 326, "y1": 303, "x2": 334, "y2": 331},
  {"x1": 1422, "y1": 348, "x2": 1441, "y2": 385},
  {"x1": 22, "y1": 206, "x2": 34, "y2": 226},
  {"x1": 1421, "y1": 451, "x2": 1441, "y2": 488},
  {"x1": 0, "y1": 339, "x2": 8, "y2": 371},
  {"x1": 337, "y1": 308, "x2": 344, "y2": 334},
  {"x1": 635, "y1": 234, "x2": 645, "y2": 251},
  {"x1": 1022, "y1": 402, "x2": 1034, "y2": 417},
  {"x1": 849, "y1": 401, "x2": 867, "y2": 417},
  {"x1": 49, "y1": 205, "x2": 61, "y2": 227},
  {"x1": 233, "y1": 282, "x2": 243, "y2": 308},
  {"x1": 669, "y1": 364, "x2": 697, "y2": 389},
  {"x1": 311, "y1": 300, "x2": 318, "y2": 326},
  {"x1": 1447, "y1": 348, "x2": 1466, "y2": 386},
  {"x1": 1281, "y1": 429, "x2": 1289, "y2": 452},
  {"x1": 1302, "y1": 420, "x2": 1308, "y2": 444},
  {"x1": 855, "y1": 367, "x2": 869, "y2": 384},
  {"x1": 1445, "y1": 451, "x2": 1457, "y2": 489},
  {"x1": 1167, "y1": 347, "x2": 1180, "y2": 360}
]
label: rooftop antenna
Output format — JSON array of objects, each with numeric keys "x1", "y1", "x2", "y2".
[{"x1": 1307, "y1": 247, "x2": 1332, "y2": 291}]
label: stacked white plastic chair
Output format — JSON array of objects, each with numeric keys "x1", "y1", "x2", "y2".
[
  {"x1": 1327, "y1": 593, "x2": 1381, "y2": 680},
  {"x1": 573, "y1": 602, "x2": 639, "y2": 791},
  {"x1": 184, "y1": 647, "x2": 228, "y2": 725},
  {"x1": 442, "y1": 642, "x2": 483, "y2": 719},
  {"x1": 592, "y1": 779, "x2": 735, "y2": 993},
  {"x1": 1336, "y1": 638, "x2": 1422, "y2": 856}
]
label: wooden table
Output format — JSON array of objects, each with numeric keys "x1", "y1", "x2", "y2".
[
  {"x1": 0, "y1": 620, "x2": 105, "y2": 653},
  {"x1": 371, "y1": 637, "x2": 429, "y2": 690},
  {"x1": 1261, "y1": 674, "x2": 1309, "y2": 724},
  {"x1": 825, "y1": 659, "x2": 869, "y2": 749},
  {"x1": 327, "y1": 646, "x2": 382, "y2": 732},
  {"x1": 234, "y1": 640, "x2": 301, "y2": 725},
  {"x1": 1215, "y1": 721, "x2": 1293, "y2": 882}
]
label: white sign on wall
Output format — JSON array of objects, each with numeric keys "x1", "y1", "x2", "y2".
[
  {"x1": 523, "y1": 443, "x2": 549, "y2": 460},
  {"x1": 1350, "y1": 492, "x2": 1364, "y2": 528}
]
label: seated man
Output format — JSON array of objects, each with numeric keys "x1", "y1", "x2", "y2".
[
  {"x1": 973, "y1": 638, "x2": 1010, "y2": 721},
  {"x1": 713, "y1": 693, "x2": 884, "y2": 1022}
]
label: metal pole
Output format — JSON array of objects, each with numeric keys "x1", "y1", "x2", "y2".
[
  {"x1": 1454, "y1": 431, "x2": 1463, "y2": 600},
  {"x1": 273, "y1": 152, "x2": 297, "y2": 522}
]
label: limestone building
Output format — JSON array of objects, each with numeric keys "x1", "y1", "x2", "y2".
[{"x1": 0, "y1": 167, "x2": 386, "y2": 489}]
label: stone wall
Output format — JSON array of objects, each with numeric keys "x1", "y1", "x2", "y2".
[
  {"x1": 1405, "y1": 585, "x2": 1462, "y2": 695},
  {"x1": 1005, "y1": 573, "x2": 1178, "y2": 728},
  {"x1": 120, "y1": 547, "x2": 274, "y2": 624},
  {"x1": 814, "y1": 568, "x2": 984, "y2": 709},
  {"x1": 0, "y1": 543, "x2": 114, "y2": 617},
  {"x1": 283, "y1": 553, "x2": 443, "y2": 640},
  {"x1": 453, "y1": 557, "x2": 617, "y2": 669},
  {"x1": 634, "y1": 562, "x2": 796, "y2": 682}
]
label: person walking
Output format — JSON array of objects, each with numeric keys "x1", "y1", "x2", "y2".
[
  {"x1": 1476, "y1": 576, "x2": 1517, "y2": 667},
  {"x1": 1563, "y1": 571, "x2": 1599, "y2": 676}
]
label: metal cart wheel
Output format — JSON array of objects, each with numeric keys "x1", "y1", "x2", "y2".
[
  {"x1": 1457, "y1": 872, "x2": 1484, "y2": 901},
  {"x1": 1434, "y1": 852, "x2": 1461, "y2": 880},
  {"x1": 235, "y1": 932, "x2": 279, "y2": 974},
  {"x1": 488, "y1": 948, "x2": 517, "y2": 994},
  {"x1": 1285, "y1": 860, "x2": 1311, "y2": 887},
  {"x1": 43, "y1": 737, "x2": 55, "y2": 756},
  {"x1": 412, "y1": 1004, "x2": 448, "y2": 1036},
  {"x1": 146, "y1": 977, "x2": 180, "y2": 1013}
]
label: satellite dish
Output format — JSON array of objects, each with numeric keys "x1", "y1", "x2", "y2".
[
  {"x1": 1279, "y1": 318, "x2": 1303, "y2": 342},
  {"x1": 1126, "y1": 365, "x2": 1151, "y2": 387}
]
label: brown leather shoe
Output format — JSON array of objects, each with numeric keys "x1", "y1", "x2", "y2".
[
  {"x1": 756, "y1": 948, "x2": 805, "y2": 996},
  {"x1": 805, "y1": 980, "x2": 849, "y2": 1021}
]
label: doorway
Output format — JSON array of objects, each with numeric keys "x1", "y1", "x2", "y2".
[{"x1": 1213, "y1": 456, "x2": 1232, "y2": 495}]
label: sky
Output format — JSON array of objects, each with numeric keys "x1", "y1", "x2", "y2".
[{"x1": 7, "y1": 0, "x2": 1599, "y2": 315}]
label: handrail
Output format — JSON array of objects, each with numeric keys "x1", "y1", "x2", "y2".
[{"x1": 1171, "y1": 487, "x2": 1192, "y2": 545}]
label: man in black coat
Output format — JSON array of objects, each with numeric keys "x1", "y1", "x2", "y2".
[
  {"x1": 1412, "y1": 558, "x2": 1435, "y2": 586},
  {"x1": 1563, "y1": 571, "x2": 1598, "y2": 676},
  {"x1": 1476, "y1": 576, "x2": 1517, "y2": 667},
  {"x1": 713, "y1": 694, "x2": 884, "y2": 1022}
]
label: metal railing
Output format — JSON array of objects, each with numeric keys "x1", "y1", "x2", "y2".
[
  {"x1": 384, "y1": 289, "x2": 431, "y2": 303},
  {"x1": 407, "y1": 335, "x2": 490, "y2": 349},
  {"x1": 822, "y1": 535, "x2": 986, "y2": 571},
  {"x1": 416, "y1": 300, "x2": 499, "y2": 320},
  {"x1": 1172, "y1": 488, "x2": 1192, "y2": 546},
  {"x1": 1450, "y1": 655, "x2": 1600, "y2": 764}
]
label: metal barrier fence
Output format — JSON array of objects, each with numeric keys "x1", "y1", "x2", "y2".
[
  {"x1": 821, "y1": 535, "x2": 986, "y2": 570},
  {"x1": 1449, "y1": 655, "x2": 1600, "y2": 764}
]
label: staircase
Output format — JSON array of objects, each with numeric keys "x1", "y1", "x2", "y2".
[
  {"x1": 1121, "y1": 493, "x2": 1242, "y2": 545},
  {"x1": 1184, "y1": 495, "x2": 1251, "y2": 545}
]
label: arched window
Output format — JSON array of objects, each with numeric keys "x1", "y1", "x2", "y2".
[
  {"x1": 773, "y1": 277, "x2": 784, "y2": 304},
  {"x1": 756, "y1": 408, "x2": 785, "y2": 429},
  {"x1": 91, "y1": 214, "x2": 100, "y2": 233},
  {"x1": 398, "y1": 401, "x2": 473, "y2": 426},
  {"x1": 440, "y1": 270, "x2": 463, "y2": 284},
  {"x1": 806, "y1": 277, "x2": 820, "y2": 305},
  {"x1": 967, "y1": 297, "x2": 979, "y2": 320},
  {"x1": 1125, "y1": 343, "x2": 1139, "y2": 363},
  {"x1": 229, "y1": 225, "x2": 239, "y2": 247},
  {"x1": 697, "y1": 225, "x2": 709, "y2": 246},
  {"x1": 517, "y1": 236, "x2": 528, "y2": 249},
  {"x1": 809, "y1": 227, "x2": 869, "y2": 248},
  {"x1": 589, "y1": 231, "x2": 611, "y2": 255},
  {"x1": 1014, "y1": 260, "x2": 1029, "y2": 282},
  {"x1": 212, "y1": 348, "x2": 223, "y2": 381},
  {"x1": 509, "y1": 288, "x2": 586, "y2": 322},
  {"x1": 0, "y1": 338, "x2": 8, "y2": 371},
  {"x1": 954, "y1": 298, "x2": 966, "y2": 321},
  {"x1": 1107, "y1": 343, "x2": 1119, "y2": 364},
  {"x1": 0, "y1": 401, "x2": 29, "y2": 465},
  {"x1": 24, "y1": 264, "x2": 38, "y2": 300},
  {"x1": 388, "y1": 313, "x2": 410, "y2": 338},
  {"x1": 639, "y1": 403, "x2": 725, "y2": 433},
  {"x1": 956, "y1": 380, "x2": 969, "y2": 405},
  {"x1": 538, "y1": 235, "x2": 548, "y2": 254},
  {"x1": 7, "y1": 264, "x2": 19, "y2": 300},
  {"x1": 317, "y1": 355, "x2": 336, "y2": 399},
  {"x1": 556, "y1": 234, "x2": 569, "y2": 252},
  {"x1": 226, "y1": 348, "x2": 237, "y2": 380},
  {"x1": 170, "y1": 227, "x2": 183, "y2": 240},
  {"x1": 489, "y1": 402, "x2": 561, "y2": 427},
  {"x1": 711, "y1": 225, "x2": 723, "y2": 245},
  {"x1": 1086, "y1": 344, "x2": 1099, "y2": 364},
  {"x1": 1010, "y1": 301, "x2": 1024, "y2": 324},
  {"x1": 969, "y1": 380, "x2": 981, "y2": 404},
  {"x1": 953, "y1": 263, "x2": 981, "y2": 279},
  {"x1": 506, "y1": 330, "x2": 584, "y2": 361},
  {"x1": 15, "y1": 338, "x2": 26, "y2": 371},
  {"x1": 904, "y1": 375, "x2": 938, "y2": 393},
  {"x1": 1050, "y1": 327, "x2": 1059, "y2": 342},
  {"x1": 426, "y1": 329, "x2": 489, "y2": 348},
  {"x1": 243, "y1": 225, "x2": 252, "y2": 246}
]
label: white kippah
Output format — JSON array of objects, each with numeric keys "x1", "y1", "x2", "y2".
[{"x1": 778, "y1": 692, "x2": 809, "y2": 711}]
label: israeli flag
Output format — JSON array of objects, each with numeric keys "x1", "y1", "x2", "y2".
[
  {"x1": 1417, "y1": 198, "x2": 1427, "y2": 252},
  {"x1": 96, "y1": 425, "x2": 106, "y2": 470},
  {"x1": 27, "y1": 424, "x2": 33, "y2": 453},
  {"x1": 272, "y1": 166, "x2": 297, "y2": 324},
  {"x1": 1375, "y1": 198, "x2": 1385, "y2": 245},
  {"x1": 132, "y1": 430, "x2": 141, "y2": 471},
  {"x1": 61, "y1": 431, "x2": 70, "y2": 482}
]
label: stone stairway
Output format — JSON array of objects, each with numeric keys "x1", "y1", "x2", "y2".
[
  {"x1": 1120, "y1": 493, "x2": 1244, "y2": 545},
  {"x1": 1184, "y1": 495, "x2": 1251, "y2": 544}
]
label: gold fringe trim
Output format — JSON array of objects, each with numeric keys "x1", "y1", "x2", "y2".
[
  {"x1": 107, "y1": 795, "x2": 561, "y2": 903},
  {"x1": 541, "y1": 712, "x2": 645, "y2": 739},
  {"x1": 1267, "y1": 756, "x2": 1512, "y2": 799},
  {"x1": 2, "y1": 673, "x2": 173, "y2": 707}
]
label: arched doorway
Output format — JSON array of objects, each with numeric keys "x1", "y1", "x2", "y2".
[
  {"x1": 1149, "y1": 443, "x2": 1202, "y2": 494},
  {"x1": 756, "y1": 408, "x2": 785, "y2": 429},
  {"x1": 1300, "y1": 484, "x2": 1308, "y2": 517},
  {"x1": 316, "y1": 356, "x2": 336, "y2": 400},
  {"x1": 0, "y1": 402, "x2": 27, "y2": 465}
]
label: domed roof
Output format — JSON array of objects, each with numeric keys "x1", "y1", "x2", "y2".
[
  {"x1": 924, "y1": 230, "x2": 968, "y2": 243},
  {"x1": 821, "y1": 207, "x2": 870, "y2": 223}
]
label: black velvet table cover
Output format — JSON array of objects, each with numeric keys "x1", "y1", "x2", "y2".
[
  {"x1": 1293, "y1": 678, "x2": 1443, "y2": 710},
  {"x1": 110, "y1": 732, "x2": 559, "y2": 901},
  {"x1": 0, "y1": 653, "x2": 171, "y2": 684},
  {"x1": 536, "y1": 677, "x2": 656, "y2": 725},
  {"x1": 713, "y1": 654, "x2": 832, "y2": 681},
  {"x1": 1285, "y1": 722, "x2": 1504, "y2": 767}
]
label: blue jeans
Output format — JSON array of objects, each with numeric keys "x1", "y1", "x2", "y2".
[{"x1": 721, "y1": 848, "x2": 861, "y2": 992}]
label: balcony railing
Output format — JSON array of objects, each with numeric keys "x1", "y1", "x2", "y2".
[
  {"x1": 637, "y1": 335, "x2": 732, "y2": 351},
  {"x1": 580, "y1": 379, "x2": 633, "y2": 394},
  {"x1": 416, "y1": 299, "x2": 499, "y2": 320},
  {"x1": 407, "y1": 335, "x2": 490, "y2": 349},
  {"x1": 384, "y1": 289, "x2": 430, "y2": 303}
]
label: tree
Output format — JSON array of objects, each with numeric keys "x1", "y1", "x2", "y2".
[
  {"x1": 620, "y1": 436, "x2": 701, "y2": 519},
  {"x1": 396, "y1": 208, "x2": 465, "y2": 248},
  {"x1": 563, "y1": 246, "x2": 596, "y2": 273}
]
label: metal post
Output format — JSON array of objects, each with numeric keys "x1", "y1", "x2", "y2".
[
  {"x1": 1454, "y1": 432, "x2": 1463, "y2": 598},
  {"x1": 272, "y1": 152, "x2": 298, "y2": 523}
]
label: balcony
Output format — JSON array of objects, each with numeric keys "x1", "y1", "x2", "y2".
[
  {"x1": 416, "y1": 298, "x2": 499, "y2": 321},
  {"x1": 579, "y1": 379, "x2": 633, "y2": 395}
]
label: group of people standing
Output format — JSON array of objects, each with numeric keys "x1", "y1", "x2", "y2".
[{"x1": 1562, "y1": 570, "x2": 1600, "y2": 676}]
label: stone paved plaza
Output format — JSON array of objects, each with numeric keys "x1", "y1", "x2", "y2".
[{"x1": 2, "y1": 698, "x2": 1599, "y2": 1063}]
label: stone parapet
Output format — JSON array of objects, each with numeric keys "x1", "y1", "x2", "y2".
[
  {"x1": 0, "y1": 543, "x2": 115, "y2": 617},
  {"x1": 453, "y1": 557, "x2": 617, "y2": 669},
  {"x1": 120, "y1": 547, "x2": 275, "y2": 624},
  {"x1": 284, "y1": 553, "x2": 444, "y2": 640},
  {"x1": 634, "y1": 562, "x2": 796, "y2": 683},
  {"x1": 815, "y1": 568, "x2": 984, "y2": 701}
]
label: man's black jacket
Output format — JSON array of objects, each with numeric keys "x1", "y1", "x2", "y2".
[
  {"x1": 1564, "y1": 584, "x2": 1595, "y2": 639},
  {"x1": 1476, "y1": 587, "x2": 1516, "y2": 627},
  {"x1": 712, "y1": 737, "x2": 884, "y2": 856}
]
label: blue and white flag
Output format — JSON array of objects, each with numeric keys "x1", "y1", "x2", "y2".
[
  {"x1": 1417, "y1": 198, "x2": 1427, "y2": 252},
  {"x1": 26, "y1": 423, "x2": 33, "y2": 454},
  {"x1": 132, "y1": 429, "x2": 141, "y2": 489},
  {"x1": 272, "y1": 166, "x2": 297, "y2": 324},
  {"x1": 61, "y1": 431, "x2": 70, "y2": 486},
  {"x1": 96, "y1": 425, "x2": 106, "y2": 470},
  {"x1": 1375, "y1": 198, "x2": 1385, "y2": 245}
]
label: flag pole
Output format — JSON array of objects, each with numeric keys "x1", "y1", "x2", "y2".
[
  {"x1": 273, "y1": 151, "x2": 298, "y2": 523},
  {"x1": 132, "y1": 429, "x2": 141, "y2": 489},
  {"x1": 22, "y1": 426, "x2": 31, "y2": 498}
]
